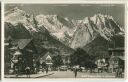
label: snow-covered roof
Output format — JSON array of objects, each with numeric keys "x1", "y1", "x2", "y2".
[{"x1": 41, "y1": 52, "x2": 54, "y2": 60}]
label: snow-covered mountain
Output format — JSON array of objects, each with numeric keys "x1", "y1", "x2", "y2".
[
  {"x1": 5, "y1": 7, "x2": 77, "y2": 45},
  {"x1": 5, "y1": 7, "x2": 124, "y2": 50},
  {"x1": 5, "y1": 7, "x2": 38, "y2": 34},
  {"x1": 70, "y1": 14, "x2": 124, "y2": 49},
  {"x1": 5, "y1": 7, "x2": 75, "y2": 57},
  {"x1": 35, "y1": 14, "x2": 76, "y2": 45}
]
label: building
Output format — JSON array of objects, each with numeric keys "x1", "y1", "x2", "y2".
[
  {"x1": 17, "y1": 39, "x2": 38, "y2": 72},
  {"x1": 108, "y1": 47, "x2": 124, "y2": 73},
  {"x1": 95, "y1": 58, "x2": 108, "y2": 72},
  {"x1": 5, "y1": 38, "x2": 38, "y2": 74},
  {"x1": 39, "y1": 52, "x2": 53, "y2": 70}
]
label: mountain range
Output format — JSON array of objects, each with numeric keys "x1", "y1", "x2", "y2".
[{"x1": 5, "y1": 7, "x2": 124, "y2": 57}]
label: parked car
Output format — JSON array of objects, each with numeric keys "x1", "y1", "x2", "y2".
[{"x1": 59, "y1": 66, "x2": 68, "y2": 71}]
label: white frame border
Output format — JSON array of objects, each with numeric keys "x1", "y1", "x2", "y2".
[{"x1": 1, "y1": 0, "x2": 128, "y2": 81}]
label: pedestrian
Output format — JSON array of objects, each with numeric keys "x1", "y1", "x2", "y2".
[
  {"x1": 74, "y1": 68, "x2": 78, "y2": 78},
  {"x1": 25, "y1": 66, "x2": 31, "y2": 78},
  {"x1": 15, "y1": 66, "x2": 19, "y2": 77},
  {"x1": 115, "y1": 67, "x2": 119, "y2": 78},
  {"x1": 46, "y1": 67, "x2": 48, "y2": 74},
  {"x1": 118, "y1": 67, "x2": 123, "y2": 78},
  {"x1": 34, "y1": 67, "x2": 37, "y2": 74}
]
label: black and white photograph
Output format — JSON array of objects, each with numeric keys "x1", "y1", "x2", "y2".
[{"x1": 4, "y1": 3, "x2": 125, "y2": 78}]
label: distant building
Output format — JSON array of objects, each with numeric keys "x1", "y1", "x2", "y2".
[
  {"x1": 95, "y1": 58, "x2": 108, "y2": 72},
  {"x1": 108, "y1": 47, "x2": 124, "y2": 73},
  {"x1": 95, "y1": 58, "x2": 106, "y2": 68},
  {"x1": 40, "y1": 52, "x2": 53, "y2": 70}
]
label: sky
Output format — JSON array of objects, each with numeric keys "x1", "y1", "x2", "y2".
[{"x1": 5, "y1": 4, "x2": 125, "y2": 26}]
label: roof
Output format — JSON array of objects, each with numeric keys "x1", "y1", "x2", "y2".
[
  {"x1": 41, "y1": 52, "x2": 54, "y2": 60},
  {"x1": 17, "y1": 39, "x2": 32, "y2": 49},
  {"x1": 110, "y1": 56, "x2": 124, "y2": 61},
  {"x1": 11, "y1": 39, "x2": 32, "y2": 48},
  {"x1": 108, "y1": 47, "x2": 124, "y2": 51},
  {"x1": 118, "y1": 56, "x2": 125, "y2": 60},
  {"x1": 46, "y1": 55, "x2": 52, "y2": 60},
  {"x1": 41, "y1": 51, "x2": 62, "y2": 61}
]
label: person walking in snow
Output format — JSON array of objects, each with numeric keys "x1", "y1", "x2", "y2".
[
  {"x1": 74, "y1": 67, "x2": 78, "y2": 78},
  {"x1": 46, "y1": 66, "x2": 48, "y2": 74},
  {"x1": 15, "y1": 66, "x2": 19, "y2": 77},
  {"x1": 25, "y1": 66, "x2": 31, "y2": 78}
]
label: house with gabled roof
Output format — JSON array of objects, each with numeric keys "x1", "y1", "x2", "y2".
[
  {"x1": 16, "y1": 39, "x2": 38, "y2": 68},
  {"x1": 39, "y1": 52, "x2": 54, "y2": 70},
  {"x1": 6, "y1": 38, "x2": 38, "y2": 74}
]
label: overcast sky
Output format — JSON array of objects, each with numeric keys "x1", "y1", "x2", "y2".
[{"x1": 5, "y1": 4, "x2": 125, "y2": 26}]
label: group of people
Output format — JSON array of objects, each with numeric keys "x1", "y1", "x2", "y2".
[
  {"x1": 14, "y1": 66, "x2": 31, "y2": 78},
  {"x1": 14, "y1": 65, "x2": 49, "y2": 78}
]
